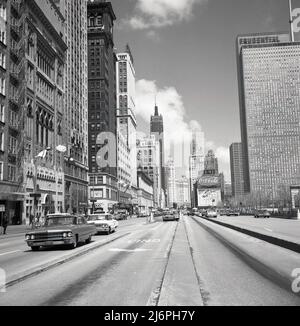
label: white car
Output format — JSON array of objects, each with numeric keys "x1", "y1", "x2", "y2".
[
  {"x1": 87, "y1": 214, "x2": 118, "y2": 235},
  {"x1": 206, "y1": 210, "x2": 218, "y2": 218}
]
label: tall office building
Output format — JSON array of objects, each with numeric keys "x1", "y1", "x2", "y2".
[
  {"x1": 87, "y1": 0, "x2": 118, "y2": 213},
  {"x1": 189, "y1": 129, "x2": 205, "y2": 207},
  {"x1": 175, "y1": 176, "x2": 190, "y2": 208},
  {"x1": 237, "y1": 32, "x2": 300, "y2": 199},
  {"x1": 165, "y1": 158, "x2": 176, "y2": 207},
  {"x1": 150, "y1": 103, "x2": 165, "y2": 204},
  {"x1": 137, "y1": 135, "x2": 161, "y2": 208},
  {"x1": 116, "y1": 45, "x2": 137, "y2": 188},
  {"x1": 54, "y1": 0, "x2": 89, "y2": 214},
  {"x1": 0, "y1": 0, "x2": 67, "y2": 224},
  {"x1": 230, "y1": 143, "x2": 244, "y2": 198}
]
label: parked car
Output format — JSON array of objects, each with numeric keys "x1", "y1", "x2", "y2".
[
  {"x1": 205, "y1": 210, "x2": 218, "y2": 218},
  {"x1": 227, "y1": 210, "x2": 240, "y2": 216},
  {"x1": 25, "y1": 214, "x2": 96, "y2": 251},
  {"x1": 87, "y1": 213, "x2": 118, "y2": 235},
  {"x1": 254, "y1": 210, "x2": 271, "y2": 218},
  {"x1": 137, "y1": 213, "x2": 149, "y2": 218}
]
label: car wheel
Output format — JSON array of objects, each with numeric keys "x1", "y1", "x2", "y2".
[
  {"x1": 107, "y1": 227, "x2": 111, "y2": 235},
  {"x1": 31, "y1": 246, "x2": 40, "y2": 251},
  {"x1": 69, "y1": 235, "x2": 78, "y2": 249},
  {"x1": 85, "y1": 235, "x2": 92, "y2": 244}
]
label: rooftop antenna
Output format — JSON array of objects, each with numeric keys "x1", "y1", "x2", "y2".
[{"x1": 289, "y1": 0, "x2": 295, "y2": 42}]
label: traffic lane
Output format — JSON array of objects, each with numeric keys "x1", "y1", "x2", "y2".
[
  {"x1": 184, "y1": 216, "x2": 300, "y2": 306},
  {"x1": 0, "y1": 219, "x2": 147, "y2": 282},
  {"x1": 216, "y1": 216, "x2": 300, "y2": 243},
  {"x1": 0, "y1": 221, "x2": 177, "y2": 306}
]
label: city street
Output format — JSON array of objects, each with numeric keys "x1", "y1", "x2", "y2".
[{"x1": 0, "y1": 216, "x2": 299, "y2": 306}]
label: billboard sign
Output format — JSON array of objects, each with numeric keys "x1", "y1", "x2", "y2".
[
  {"x1": 197, "y1": 189, "x2": 222, "y2": 208},
  {"x1": 198, "y1": 176, "x2": 220, "y2": 188},
  {"x1": 291, "y1": 0, "x2": 300, "y2": 41}
]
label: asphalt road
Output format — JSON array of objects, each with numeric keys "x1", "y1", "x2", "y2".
[
  {"x1": 214, "y1": 216, "x2": 300, "y2": 244},
  {"x1": 0, "y1": 216, "x2": 299, "y2": 306}
]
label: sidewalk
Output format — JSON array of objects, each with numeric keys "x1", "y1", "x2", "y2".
[{"x1": 0, "y1": 225, "x2": 31, "y2": 238}]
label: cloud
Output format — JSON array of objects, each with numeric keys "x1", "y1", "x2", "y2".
[
  {"x1": 125, "y1": 0, "x2": 207, "y2": 30},
  {"x1": 135, "y1": 79, "x2": 231, "y2": 181}
]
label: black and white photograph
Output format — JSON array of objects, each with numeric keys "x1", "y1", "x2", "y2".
[{"x1": 0, "y1": 0, "x2": 300, "y2": 309}]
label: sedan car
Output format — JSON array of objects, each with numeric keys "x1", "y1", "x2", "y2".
[
  {"x1": 205, "y1": 210, "x2": 218, "y2": 218},
  {"x1": 87, "y1": 213, "x2": 118, "y2": 234},
  {"x1": 25, "y1": 214, "x2": 96, "y2": 251},
  {"x1": 163, "y1": 210, "x2": 179, "y2": 222},
  {"x1": 254, "y1": 210, "x2": 271, "y2": 218}
]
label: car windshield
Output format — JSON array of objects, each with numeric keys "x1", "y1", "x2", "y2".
[
  {"x1": 45, "y1": 216, "x2": 75, "y2": 226},
  {"x1": 88, "y1": 215, "x2": 105, "y2": 221}
]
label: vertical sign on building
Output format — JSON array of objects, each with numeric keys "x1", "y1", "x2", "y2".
[{"x1": 290, "y1": 0, "x2": 300, "y2": 41}]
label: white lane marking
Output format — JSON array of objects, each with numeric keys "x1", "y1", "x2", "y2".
[
  {"x1": 264, "y1": 228, "x2": 273, "y2": 233},
  {"x1": 109, "y1": 248, "x2": 152, "y2": 253},
  {"x1": 0, "y1": 250, "x2": 21, "y2": 257}
]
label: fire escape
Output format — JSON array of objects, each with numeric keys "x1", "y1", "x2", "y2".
[{"x1": 9, "y1": 0, "x2": 27, "y2": 192}]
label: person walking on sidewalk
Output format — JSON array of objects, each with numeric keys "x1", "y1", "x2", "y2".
[{"x1": 2, "y1": 213, "x2": 9, "y2": 235}]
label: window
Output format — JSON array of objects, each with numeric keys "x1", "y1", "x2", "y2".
[
  {"x1": 0, "y1": 103, "x2": 4, "y2": 122},
  {"x1": 0, "y1": 161, "x2": 3, "y2": 180},
  {"x1": 0, "y1": 130, "x2": 3, "y2": 151}
]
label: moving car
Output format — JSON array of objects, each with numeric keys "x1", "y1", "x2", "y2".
[
  {"x1": 205, "y1": 209, "x2": 218, "y2": 218},
  {"x1": 163, "y1": 210, "x2": 179, "y2": 222},
  {"x1": 87, "y1": 213, "x2": 118, "y2": 234},
  {"x1": 254, "y1": 210, "x2": 271, "y2": 218},
  {"x1": 114, "y1": 210, "x2": 129, "y2": 221},
  {"x1": 25, "y1": 214, "x2": 96, "y2": 251}
]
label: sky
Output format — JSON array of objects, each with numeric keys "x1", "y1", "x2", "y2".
[{"x1": 111, "y1": 0, "x2": 291, "y2": 181}]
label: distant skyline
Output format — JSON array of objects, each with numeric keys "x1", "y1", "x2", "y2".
[{"x1": 112, "y1": 0, "x2": 291, "y2": 181}]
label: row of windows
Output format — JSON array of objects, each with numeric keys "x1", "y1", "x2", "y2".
[{"x1": 0, "y1": 52, "x2": 5, "y2": 69}]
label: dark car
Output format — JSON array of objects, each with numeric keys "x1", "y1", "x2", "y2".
[
  {"x1": 25, "y1": 214, "x2": 97, "y2": 251},
  {"x1": 227, "y1": 210, "x2": 240, "y2": 216},
  {"x1": 254, "y1": 210, "x2": 271, "y2": 218}
]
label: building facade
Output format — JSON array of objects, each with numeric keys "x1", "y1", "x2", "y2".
[
  {"x1": 0, "y1": 0, "x2": 67, "y2": 225},
  {"x1": 189, "y1": 129, "x2": 205, "y2": 208},
  {"x1": 137, "y1": 168, "x2": 154, "y2": 216},
  {"x1": 54, "y1": 0, "x2": 89, "y2": 214},
  {"x1": 175, "y1": 176, "x2": 190, "y2": 208},
  {"x1": 230, "y1": 143, "x2": 244, "y2": 198},
  {"x1": 237, "y1": 32, "x2": 300, "y2": 200},
  {"x1": 165, "y1": 157, "x2": 176, "y2": 207},
  {"x1": 87, "y1": 0, "x2": 118, "y2": 213},
  {"x1": 137, "y1": 135, "x2": 161, "y2": 208},
  {"x1": 194, "y1": 150, "x2": 222, "y2": 208}
]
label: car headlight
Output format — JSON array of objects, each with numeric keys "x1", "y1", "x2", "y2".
[
  {"x1": 30, "y1": 235, "x2": 35, "y2": 240},
  {"x1": 68, "y1": 232, "x2": 73, "y2": 238},
  {"x1": 62, "y1": 233, "x2": 67, "y2": 238},
  {"x1": 26, "y1": 235, "x2": 30, "y2": 241}
]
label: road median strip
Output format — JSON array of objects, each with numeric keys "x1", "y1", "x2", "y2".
[{"x1": 2, "y1": 232, "x2": 131, "y2": 291}]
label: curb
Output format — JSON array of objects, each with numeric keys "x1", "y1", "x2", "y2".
[
  {"x1": 198, "y1": 216, "x2": 300, "y2": 253},
  {"x1": 1, "y1": 232, "x2": 131, "y2": 291},
  {"x1": 191, "y1": 217, "x2": 300, "y2": 296}
]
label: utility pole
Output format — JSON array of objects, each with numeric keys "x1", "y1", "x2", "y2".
[{"x1": 289, "y1": 0, "x2": 295, "y2": 42}]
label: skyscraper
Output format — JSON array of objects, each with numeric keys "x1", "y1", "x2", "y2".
[
  {"x1": 165, "y1": 158, "x2": 176, "y2": 207},
  {"x1": 116, "y1": 45, "x2": 137, "y2": 203},
  {"x1": 87, "y1": 0, "x2": 118, "y2": 213},
  {"x1": 230, "y1": 143, "x2": 244, "y2": 198},
  {"x1": 189, "y1": 129, "x2": 205, "y2": 207},
  {"x1": 150, "y1": 103, "x2": 165, "y2": 205},
  {"x1": 54, "y1": 0, "x2": 89, "y2": 214},
  {"x1": 237, "y1": 32, "x2": 300, "y2": 199}
]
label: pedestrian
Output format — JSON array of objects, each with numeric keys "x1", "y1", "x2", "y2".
[{"x1": 2, "y1": 213, "x2": 9, "y2": 235}]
